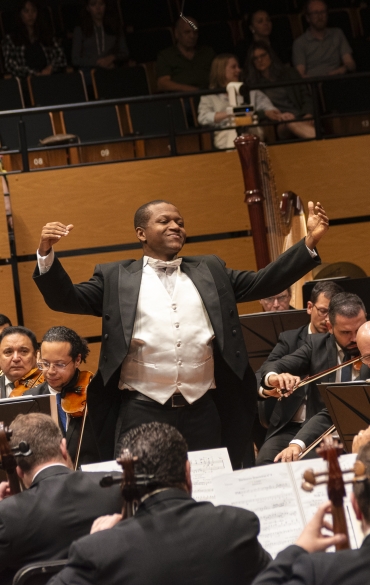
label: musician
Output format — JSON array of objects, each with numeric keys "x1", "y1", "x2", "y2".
[
  {"x1": 48, "y1": 422, "x2": 271, "y2": 585},
  {"x1": 259, "y1": 287, "x2": 293, "y2": 312},
  {"x1": 256, "y1": 280, "x2": 343, "y2": 456},
  {"x1": 252, "y1": 443, "x2": 370, "y2": 585},
  {"x1": 0, "y1": 325, "x2": 43, "y2": 398},
  {"x1": 0, "y1": 413, "x2": 122, "y2": 585},
  {"x1": 258, "y1": 293, "x2": 369, "y2": 464},
  {"x1": 0, "y1": 314, "x2": 12, "y2": 335},
  {"x1": 23, "y1": 326, "x2": 99, "y2": 465},
  {"x1": 33, "y1": 199, "x2": 327, "y2": 469}
]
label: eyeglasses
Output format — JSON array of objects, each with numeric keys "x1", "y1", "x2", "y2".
[
  {"x1": 253, "y1": 52, "x2": 268, "y2": 62},
  {"x1": 313, "y1": 304, "x2": 329, "y2": 317},
  {"x1": 262, "y1": 294, "x2": 290, "y2": 304},
  {"x1": 37, "y1": 360, "x2": 73, "y2": 371}
]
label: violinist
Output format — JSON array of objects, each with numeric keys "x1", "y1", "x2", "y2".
[
  {"x1": 252, "y1": 442, "x2": 370, "y2": 585},
  {"x1": 258, "y1": 292, "x2": 369, "y2": 464},
  {"x1": 0, "y1": 413, "x2": 122, "y2": 585},
  {"x1": 23, "y1": 326, "x2": 99, "y2": 466},
  {"x1": 49, "y1": 422, "x2": 271, "y2": 585},
  {"x1": 0, "y1": 326, "x2": 43, "y2": 398}
]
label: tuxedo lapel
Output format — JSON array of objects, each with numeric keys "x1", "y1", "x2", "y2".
[
  {"x1": 118, "y1": 259, "x2": 143, "y2": 348},
  {"x1": 181, "y1": 259, "x2": 224, "y2": 351}
]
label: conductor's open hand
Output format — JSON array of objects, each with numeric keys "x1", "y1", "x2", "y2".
[
  {"x1": 38, "y1": 222, "x2": 74, "y2": 256},
  {"x1": 305, "y1": 201, "x2": 329, "y2": 250}
]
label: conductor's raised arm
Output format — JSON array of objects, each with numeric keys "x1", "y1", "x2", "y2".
[{"x1": 38, "y1": 222, "x2": 74, "y2": 256}]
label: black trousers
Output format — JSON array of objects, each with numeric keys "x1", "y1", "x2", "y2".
[{"x1": 115, "y1": 392, "x2": 222, "y2": 457}]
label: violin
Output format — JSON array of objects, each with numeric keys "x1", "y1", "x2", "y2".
[
  {"x1": 100, "y1": 448, "x2": 154, "y2": 519},
  {"x1": 61, "y1": 370, "x2": 93, "y2": 418},
  {"x1": 302, "y1": 436, "x2": 367, "y2": 551},
  {"x1": 9, "y1": 368, "x2": 44, "y2": 397},
  {"x1": 0, "y1": 421, "x2": 32, "y2": 495}
]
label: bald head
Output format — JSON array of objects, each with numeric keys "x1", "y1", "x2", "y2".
[{"x1": 356, "y1": 322, "x2": 370, "y2": 359}]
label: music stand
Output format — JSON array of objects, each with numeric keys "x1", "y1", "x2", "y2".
[
  {"x1": 319, "y1": 382, "x2": 370, "y2": 452},
  {"x1": 239, "y1": 309, "x2": 310, "y2": 372}
]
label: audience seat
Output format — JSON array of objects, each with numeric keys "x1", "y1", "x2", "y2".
[
  {"x1": 12, "y1": 559, "x2": 67, "y2": 585},
  {"x1": 126, "y1": 28, "x2": 174, "y2": 64},
  {"x1": 118, "y1": 0, "x2": 174, "y2": 29},
  {"x1": 321, "y1": 76, "x2": 370, "y2": 136},
  {"x1": 91, "y1": 65, "x2": 150, "y2": 99},
  {"x1": 198, "y1": 21, "x2": 235, "y2": 54},
  {"x1": 27, "y1": 71, "x2": 88, "y2": 107}
]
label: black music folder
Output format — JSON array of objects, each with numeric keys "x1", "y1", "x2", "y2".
[
  {"x1": 0, "y1": 394, "x2": 58, "y2": 427},
  {"x1": 318, "y1": 382, "x2": 370, "y2": 453},
  {"x1": 239, "y1": 309, "x2": 310, "y2": 372}
]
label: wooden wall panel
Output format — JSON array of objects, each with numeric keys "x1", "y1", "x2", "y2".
[
  {"x1": 0, "y1": 265, "x2": 17, "y2": 325},
  {"x1": 0, "y1": 204, "x2": 10, "y2": 260}
]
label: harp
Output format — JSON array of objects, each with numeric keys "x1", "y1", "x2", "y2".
[{"x1": 235, "y1": 133, "x2": 311, "y2": 308}]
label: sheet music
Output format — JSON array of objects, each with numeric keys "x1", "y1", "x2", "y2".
[
  {"x1": 213, "y1": 464, "x2": 305, "y2": 558},
  {"x1": 82, "y1": 447, "x2": 232, "y2": 504},
  {"x1": 188, "y1": 448, "x2": 232, "y2": 503}
]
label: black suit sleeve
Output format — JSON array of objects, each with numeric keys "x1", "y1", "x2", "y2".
[
  {"x1": 260, "y1": 337, "x2": 315, "y2": 381},
  {"x1": 294, "y1": 408, "x2": 333, "y2": 447},
  {"x1": 0, "y1": 517, "x2": 12, "y2": 570},
  {"x1": 47, "y1": 540, "x2": 96, "y2": 585},
  {"x1": 252, "y1": 545, "x2": 315, "y2": 585}
]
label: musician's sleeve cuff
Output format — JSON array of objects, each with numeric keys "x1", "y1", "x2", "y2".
[
  {"x1": 258, "y1": 386, "x2": 271, "y2": 398},
  {"x1": 290, "y1": 439, "x2": 306, "y2": 450},
  {"x1": 37, "y1": 248, "x2": 54, "y2": 274},
  {"x1": 261, "y1": 372, "x2": 276, "y2": 389},
  {"x1": 306, "y1": 245, "x2": 317, "y2": 258}
]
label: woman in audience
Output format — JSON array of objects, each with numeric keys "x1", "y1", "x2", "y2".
[
  {"x1": 198, "y1": 53, "x2": 279, "y2": 149},
  {"x1": 245, "y1": 41, "x2": 316, "y2": 140},
  {"x1": 71, "y1": 0, "x2": 128, "y2": 73},
  {"x1": 2, "y1": 0, "x2": 66, "y2": 78}
]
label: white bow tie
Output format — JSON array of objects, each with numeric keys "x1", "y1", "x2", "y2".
[{"x1": 147, "y1": 257, "x2": 182, "y2": 270}]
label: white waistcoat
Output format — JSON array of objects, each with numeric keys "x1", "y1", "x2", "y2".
[{"x1": 119, "y1": 267, "x2": 215, "y2": 404}]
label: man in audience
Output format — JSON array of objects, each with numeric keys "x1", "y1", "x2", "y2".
[
  {"x1": 23, "y1": 326, "x2": 99, "y2": 465},
  {"x1": 49, "y1": 422, "x2": 271, "y2": 585},
  {"x1": 0, "y1": 314, "x2": 11, "y2": 335},
  {"x1": 0, "y1": 325, "x2": 43, "y2": 397},
  {"x1": 256, "y1": 280, "x2": 343, "y2": 451},
  {"x1": 293, "y1": 0, "x2": 356, "y2": 77},
  {"x1": 259, "y1": 287, "x2": 293, "y2": 312},
  {"x1": 0, "y1": 413, "x2": 122, "y2": 585},
  {"x1": 258, "y1": 292, "x2": 368, "y2": 464},
  {"x1": 33, "y1": 200, "x2": 327, "y2": 470},
  {"x1": 252, "y1": 443, "x2": 370, "y2": 585},
  {"x1": 156, "y1": 17, "x2": 215, "y2": 92}
]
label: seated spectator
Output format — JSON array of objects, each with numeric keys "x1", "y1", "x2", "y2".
[
  {"x1": 0, "y1": 315, "x2": 12, "y2": 335},
  {"x1": 156, "y1": 17, "x2": 215, "y2": 92},
  {"x1": 293, "y1": 0, "x2": 355, "y2": 77},
  {"x1": 236, "y1": 8, "x2": 290, "y2": 67},
  {"x1": 0, "y1": 413, "x2": 122, "y2": 585},
  {"x1": 246, "y1": 41, "x2": 316, "y2": 140},
  {"x1": 48, "y1": 422, "x2": 271, "y2": 585},
  {"x1": 198, "y1": 53, "x2": 278, "y2": 149},
  {"x1": 1, "y1": 0, "x2": 66, "y2": 78},
  {"x1": 71, "y1": 0, "x2": 128, "y2": 74},
  {"x1": 259, "y1": 288, "x2": 293, "y2": 312},
  {"x1": 253, "y1": 444, "x2": 370, "y2": 585}
]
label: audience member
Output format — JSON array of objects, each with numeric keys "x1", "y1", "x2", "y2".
[
  {"x1": 258, "y1": 293, "x2": 368, "y2": 464},
  {"x1": 49, "y1": 422, "x2": 271, "y2": 585},
  {"x1": 0, "y1": 326, "x2": 43, "y2": 398},
  {"x1": 0, "y1": 413, "x2": 122, "y2": 585},
  {"x1": 293, "y1": 0, "x2": 355, "y2": 77},
  {"x1": 259, "y1": 288, "x2": 293, "y2": 312},
  {"x1": 246, "y1": 41, "x2": 316, "y2": 140},
  {"x1": 253, "y1": 443, "x2": 370, "y2": 585},
  {"x1": 71, "y1": 0, "x2": 128, "y2": 74},
  {"x1": 2, "y1": 0, "x2": 66, "y2": 79},
  {"x1": 236, "y1": 9, "x2": 290, "y2": 67},
  {"x1": 23, "y1": 326, "x2": 99, "y2": 466},
  {"x1": 156, "y1": 17, "x2": 215, "y2": 92},
  {"x1": 256, "y1": 281, "x2": 343, "y2": 463},
  {"x1": 0, "y1": 315, "x2": 12, "y2": 335},
  {"x1": 198, "y1": 54, "x2": 278, "y2": 149}
]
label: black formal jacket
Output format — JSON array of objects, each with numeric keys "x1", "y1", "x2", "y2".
[
  {"x1": 23, "y1": 382, "x2": 100, "y2": 466},
  {"x1": 33, "y1": 240, "x2": 319, "y2": 468},
  {"x1": 260, "y1": 333, "x2": 370, "y2": 446},
  {"x1": 252, "y1": 535, "x2": 370, "y2": 585},
  {"x1": 0, "y1": 465, "x2": 122, "y2": 585},
  {"x1": 49, "y1": 487, "x2": 271, "y2": 585}
]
